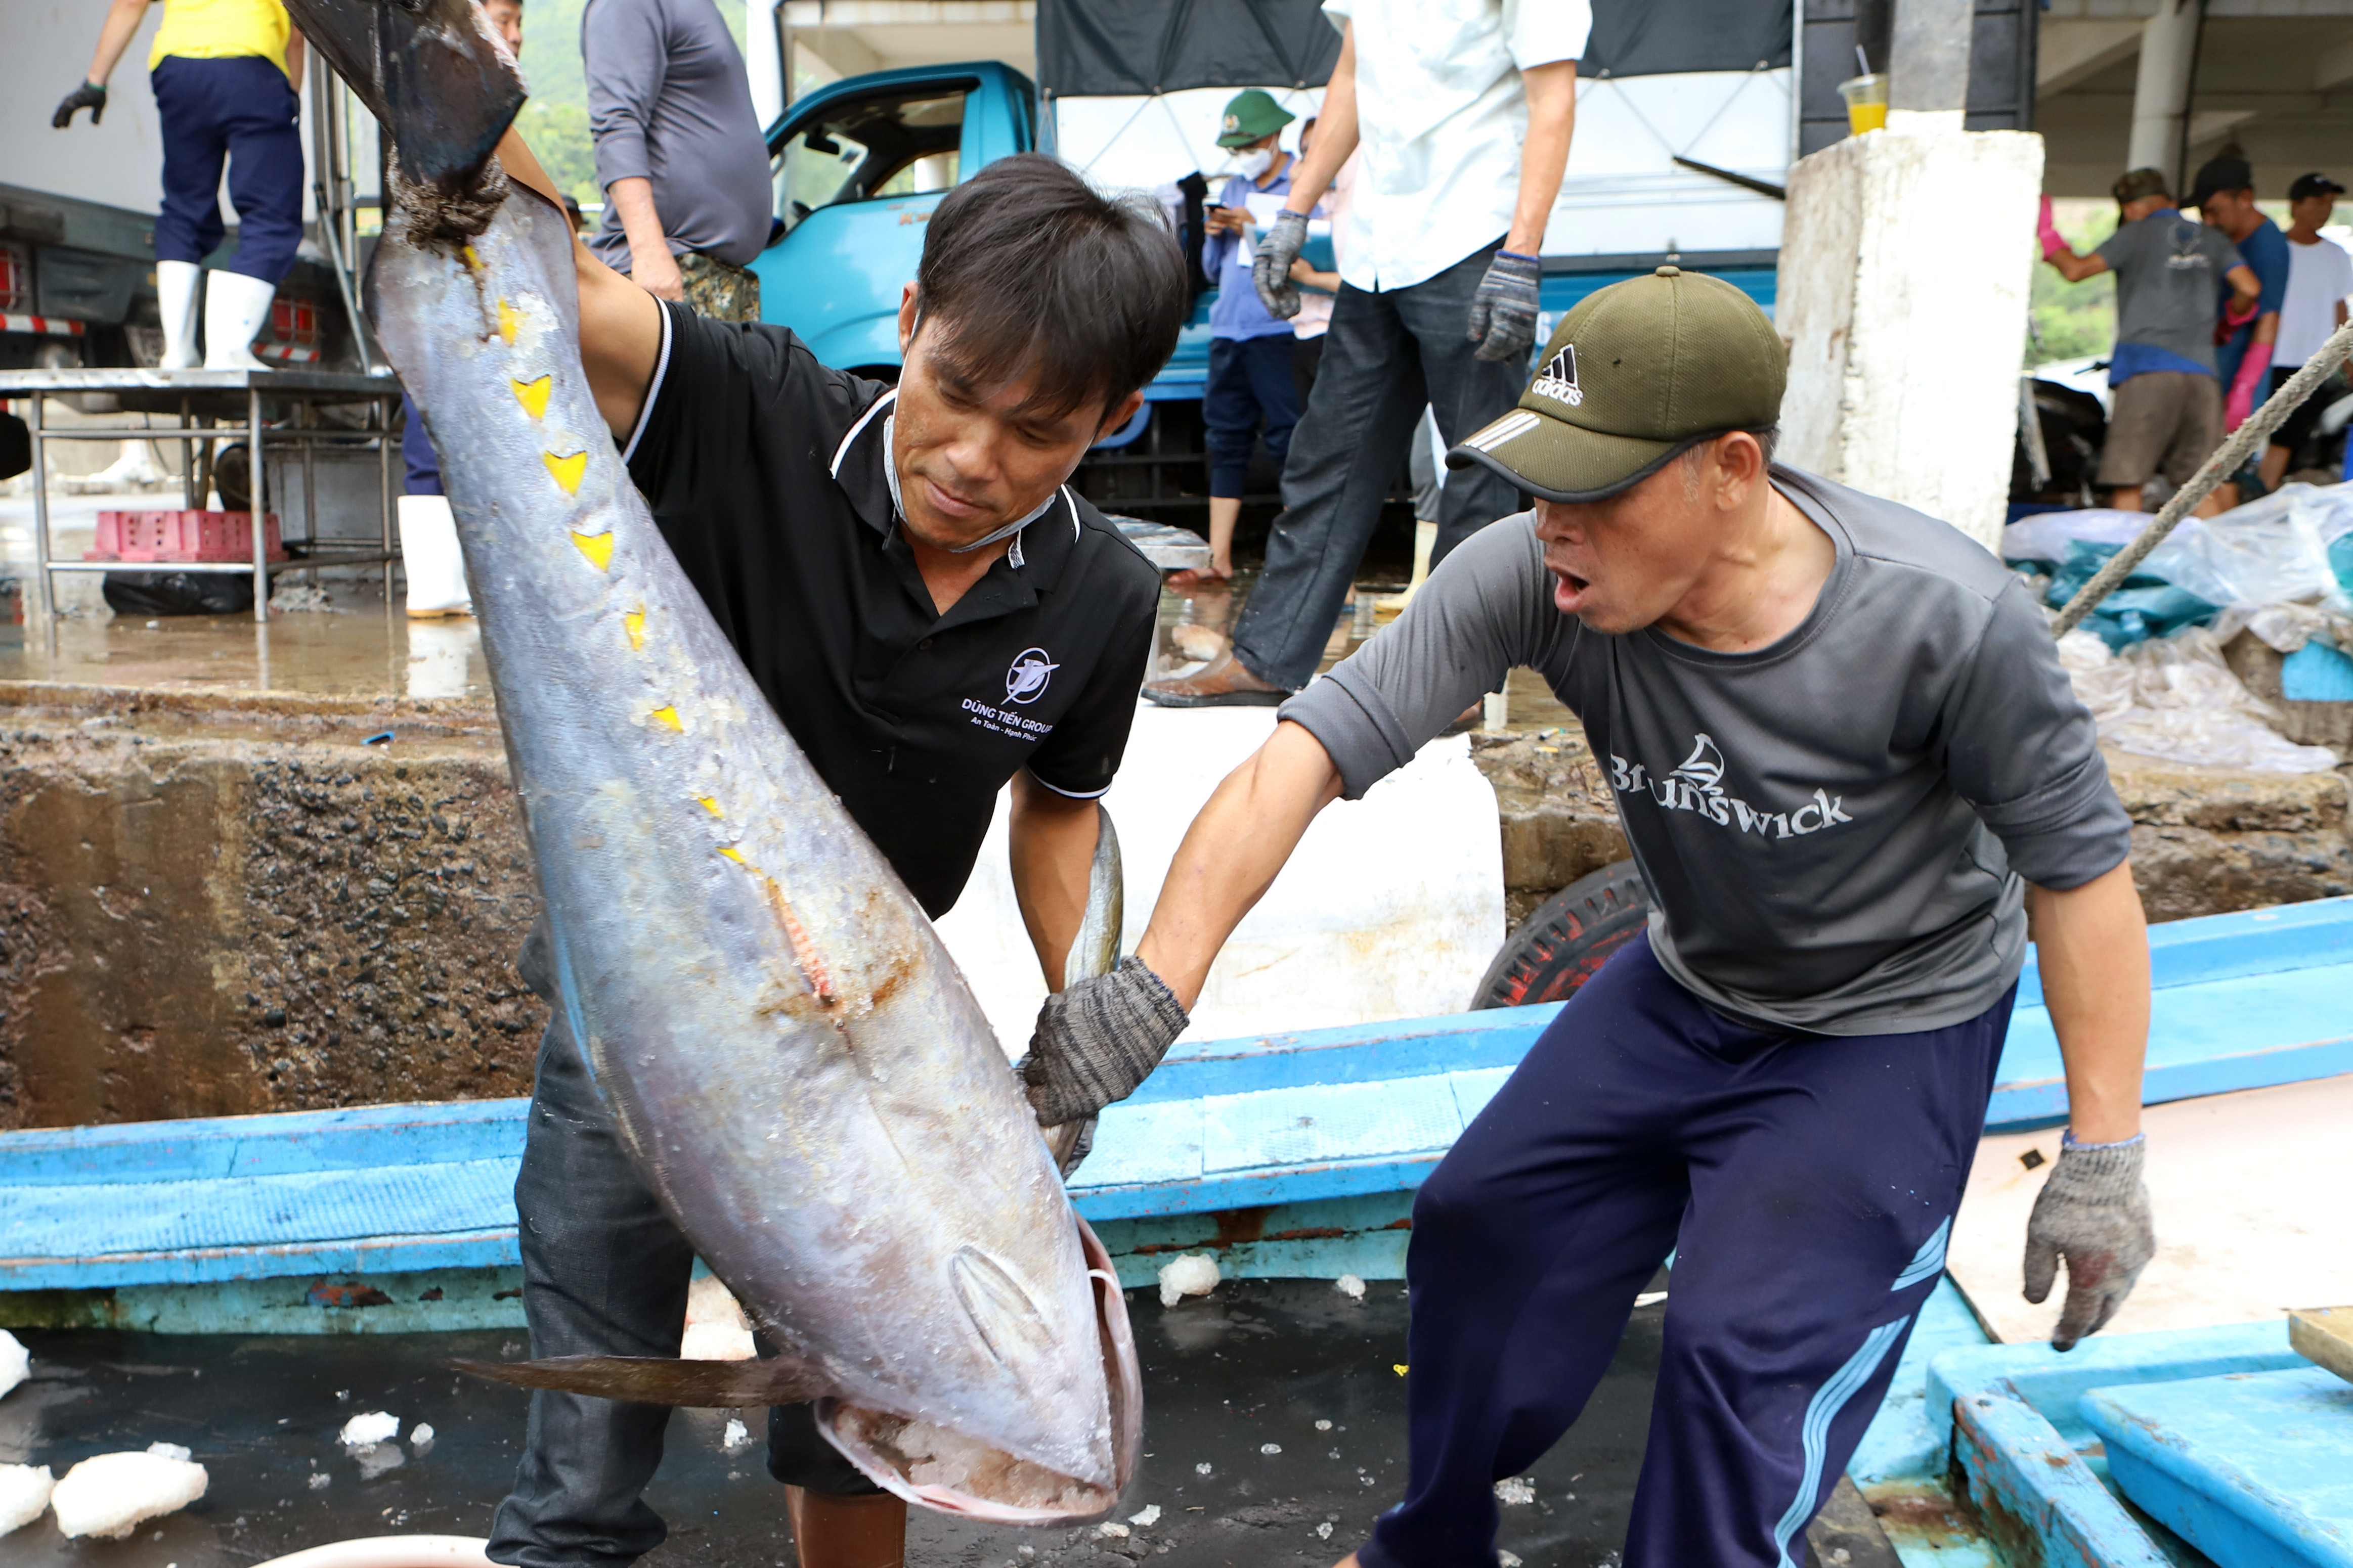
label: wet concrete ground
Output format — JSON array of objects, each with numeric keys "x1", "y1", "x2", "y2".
[{"x1": 2, "y1": 1281, "x2": 1663, "y2": 1568}]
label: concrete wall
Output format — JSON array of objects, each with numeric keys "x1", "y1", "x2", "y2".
[{"x1": 1777, "y1": 124, "x2": 2044, "y2": 551}]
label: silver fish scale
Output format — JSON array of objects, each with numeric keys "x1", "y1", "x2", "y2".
[{"x1": 368, "y1": 183, "x2": 1113, "y2": 1490}]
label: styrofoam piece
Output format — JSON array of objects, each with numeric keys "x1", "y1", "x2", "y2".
[
  {"x1": 1946, "y1": 1072, "x2": 2353, "y2": 1344},
  {"x1": 933, "y1": 703, "x2": 1504, "y2": 1054},
  {"x1": 49, "y1": 1450, "x2": 208, "y2": 1539},
  {"x1": 681, "y1": 1273, "x2": 755, "y2": 1362},
  {"x1": 2084, "y1": 1367, "x2": 2353, "y2": 1567},
  {"x1": 0, "y1": 1464, "x2": 54, "y2": 1537},
  {"x1": 1778, "y1": 125, "x2": 2044, "y2": 551},
  {"x1": 1156, "y1": 1253, "x2": 1219, "y2": 1307},
  {"x1": 0, "y1": 1328, "x2": 26, "y2": 1398},
  {"x1": 338, "y1": 1410, "x2": 401, "y2": 1447}
]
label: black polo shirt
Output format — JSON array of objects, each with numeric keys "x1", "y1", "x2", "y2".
[{"x1": 621, "y1": 303, "x2": 1160, "y2": 917}]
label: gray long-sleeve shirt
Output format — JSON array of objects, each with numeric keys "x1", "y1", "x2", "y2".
[
  {"x1": 584, "y1": 0, "x2": 772, "y2": 271},
  {"x1": 1281, "y1": 467, "x2": 2133, "y2": 1037}
]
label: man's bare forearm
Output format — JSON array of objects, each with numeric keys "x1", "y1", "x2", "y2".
[
  {"x1": 2027, "y1": 861, "x2": 2149, "y2": 1144},
  {"x1": 1009, "y1": 772, "x2": 1103, "y2": 991},
  {"x1": 1506, "y1": 60, "x2": 1577, "y2": 255},
  {"x1": 1135, "y1": 722, "x2": 1344, "y2": 1008},
  {"x1": 1281, "y1": 26, "x2": 1358, "y2": 217},
  {"x1": 83, "y1": 0, "x2": 151, "y2": 87}
]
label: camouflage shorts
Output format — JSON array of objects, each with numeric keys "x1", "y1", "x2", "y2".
[{"x1": 675, "y1": 251, "x2": 762, "y2": 322}]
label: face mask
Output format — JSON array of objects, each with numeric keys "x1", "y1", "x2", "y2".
[{"x1": 1230, "y1": 148, "x2": 1274, "y2": 180}]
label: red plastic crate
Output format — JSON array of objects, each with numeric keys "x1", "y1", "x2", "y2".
[{"x1": 87, "y1": 510, "x2": 287, "y2": 563}]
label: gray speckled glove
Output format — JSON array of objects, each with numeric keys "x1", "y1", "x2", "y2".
[
  {"x1": 1019, "y1": 956, "x2": 1189, "y2": 1128},
  {"x1": 1250, "y1": 210, "x2": 1310, "y2": 320},
  {"x1": 2023, "y1": 1134, "x2": 2154, "y2": 1351},
  {"x1": 1467, "y1": 250, "x2": 1543, "y2": 363}
]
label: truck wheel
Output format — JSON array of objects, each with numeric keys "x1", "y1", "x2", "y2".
[{"x1": 1473, "y1": 859, "x2": 1649, "y2": 1009}]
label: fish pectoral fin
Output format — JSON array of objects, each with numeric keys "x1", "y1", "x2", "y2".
[{"x1": 447, "y1": 1353, "x2": 832, "y2": 1408}]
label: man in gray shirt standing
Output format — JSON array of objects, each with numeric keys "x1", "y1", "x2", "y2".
[
  {"x1": 1021, "y1": 271, "x2": 2158, "y2": 1566},
  {"x1": 585, "y1": 0, "x2": 772, "y2": 319}
]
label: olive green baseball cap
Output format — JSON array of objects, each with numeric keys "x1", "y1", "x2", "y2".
[
  {"x1": 1447, "y1": 265, "x2": 1786, "y2": 504},
  {"x1": 1216, "y1": 88, "x2": 1294, "y2": 147}
]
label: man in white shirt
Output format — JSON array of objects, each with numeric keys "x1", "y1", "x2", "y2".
[
  {"x1": 2263, "y1": 172, "x2": 2353, "y2": 488},
  {"x1": 1145, "y1": 0, "x2": 1585, "y2": 706}
]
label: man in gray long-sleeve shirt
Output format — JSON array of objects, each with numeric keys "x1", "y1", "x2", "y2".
[
  {"x1": 584, "y1": 0, "x2": 771, "y2": 318},
  {"x1": 1015, "y1": 271, "x2": 2160, "y2": 1567}
]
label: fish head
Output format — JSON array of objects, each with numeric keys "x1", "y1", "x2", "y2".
[
  {"x1": 279, "y1": 0, "x2": 526, "y2": 191},
  {"x1": 818, "y1": 1216, "x2": 1144, "y2": 1522}
]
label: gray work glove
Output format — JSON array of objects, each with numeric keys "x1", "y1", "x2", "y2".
[
  {"x1": 2023, "y1": 1134, "x2": 2154, "y2": 1352},
  {"x1": 1250, "y1": 209, "x2": 1310, "y2": 321},
  {"x1": 1018, "y1": 956, "x2": 1189, "y2": 1128},
  {"x1": 52, "y1": 81, "x2": 108, "y2": 128},
  {"x1": 1467, "y1": 250, "x2": 1544, "y2": 363}
]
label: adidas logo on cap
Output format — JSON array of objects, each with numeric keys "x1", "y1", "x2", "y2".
[{"x1": 1531, "y1": 343, "x2": 1582, "y2": 407}]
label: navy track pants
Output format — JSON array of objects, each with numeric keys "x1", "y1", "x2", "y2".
[
  {"x1": 1203, "y1": 333, "x2": 1300, "y2": 500},
  {"x1": 1363, "y1": 933, "x2": 2012, "y2": 1568},
  {"x1": 150, "y1": 54, "x2": 304, "y2": 283}
]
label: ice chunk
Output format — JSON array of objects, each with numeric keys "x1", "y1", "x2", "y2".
[
  {"x1": 146, "y1": 1443, "x2": 192, "y2": 1462},
  {"x1": 683, "y1": 1276, "x2": 757, "y2": 1362},
  {"x1": 1260, "y1": 1443, "x2": 1282, "y2": 1455},
  {"x1": 1128, "y1": 1504, "x2": 1161, "y2": 1528},
  {"x1": 1499, "y1": 1552, "x2": 1522, "y2": 1567},
  {"x1": 409, "y1": 1424, "x2": 435, "y2": 1452},
  {"x1": 0, "y1": 1465, "x2": 54, "y2": 1537},
  {"x1": 1494, "y1": 1476, "x2": 1534, "y2": 1506},
  {"x1": 1097, "y1": 1522, "x2": 1130, "y2": 1539},
  {"x1": 0, "y1": 1330, "x2": 27, "y2": 1400},
  {"x1": 1334, "y1": 1275, "x2": 1366, "y2": 1300},
  {"x1": 1157, "y1": 1254, "x2": 1220, "y2": 1308},
  {"x1": 722, "y1": 1418, "x2": 752, "y2": 1450},
  {"x1": 1195, "y1": 1462, "x2": 1211, "y2": 1476},
  {"x1": 339, "y1": 1410, "x2": 401, "y2": 1447},
  {"x1": 50, "y1": 1451, "x2": 208, "y2": 1539},
  {"x1": 1317, "y1": 1522, "x2": 1334, "y2": 1540},
  {"x1": 1315, "y1": 1420, "x2": 1332, "y2": 1431},
  {"x1": 308, "y1": 1471, "x2": 331, "y2": 1491}
]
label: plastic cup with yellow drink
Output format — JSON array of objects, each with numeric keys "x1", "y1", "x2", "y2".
[{"x1": 1838, "y1": 73, "x2": 1888, "y2": 135}]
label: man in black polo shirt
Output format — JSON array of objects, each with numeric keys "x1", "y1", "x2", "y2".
[{"x1": 483, "y1": 144, "x2": 1187, "y2": 1568}]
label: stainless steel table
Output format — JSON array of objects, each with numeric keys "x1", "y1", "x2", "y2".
[{"x1": 0, "y1": 367, "x2": 404, "y2": 625}]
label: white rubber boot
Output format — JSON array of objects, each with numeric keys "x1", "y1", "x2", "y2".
[
  {"x1": 397, "y1": 494, "x2": 473, "y2": 617},
  {"x1": 156, "y1": 259, "x2": 201, "y2": 370},
  {"x1": 202, "y1": 271, "x2": 277, "y2": 371}
]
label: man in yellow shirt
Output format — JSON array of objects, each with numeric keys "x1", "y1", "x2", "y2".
[{"x1": 54, "y1": 0, "x2": 309, "y2": 372}]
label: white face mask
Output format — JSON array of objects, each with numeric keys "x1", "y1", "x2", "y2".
[{"x1": 1230, "y1": 148, "x2": 1275, "y2": 180}]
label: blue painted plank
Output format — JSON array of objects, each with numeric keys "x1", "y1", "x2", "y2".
[
  {"x1": 0, "y1": 1098, "x2": 529, "y2": 1186},
  {"x1": 1926, "y1": 1320, "x2": 2298, "y2": 1455},
  {"x1": 0, "y1": 1230, "x2": 522, "y2": 1290},
  {"x1": 1949, "y1": 1379, "x2": 2171, "y2": 1568},
  {"x1": 2084, "y1": 1367, "x2": 2353, "y2": 1568}
]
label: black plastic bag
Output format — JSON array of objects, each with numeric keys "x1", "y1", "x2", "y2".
[{"x1": 103, "y1": 570, "x2": 255, "y2": 616}]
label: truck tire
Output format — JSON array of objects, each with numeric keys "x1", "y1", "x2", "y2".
[{"x1": 1473, "y1": 859, "x2": 1650, "y2": 1010}]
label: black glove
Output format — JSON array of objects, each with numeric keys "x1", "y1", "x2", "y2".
[
  {"x1": 1017, "y1": 956, "x2": 1188, "y2": 1128},
  {"x1": 1467, "y1": 250, "x2": 1543, "y2": 363},
  {"x1": 53, "y1": 81, "x2": 108, "y2": 129},
  {"x1": 1250, "y1": 210, "x2": 1310, "y2": 321},
  {"x1": 2023, "y1": 1134, "x2": 2154, "y2": 1352}
]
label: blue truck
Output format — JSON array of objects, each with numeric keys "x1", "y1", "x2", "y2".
[{"x1": 748, "y1": 60, "x2": 1776, "y2": 519}]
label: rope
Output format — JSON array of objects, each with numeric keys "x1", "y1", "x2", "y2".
[{"x1": 2051, "y1": 317, "x2": 2353, "y2": 636}]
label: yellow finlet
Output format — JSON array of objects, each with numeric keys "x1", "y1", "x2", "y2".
[
  {"x1": 698, "y1": 796, "x2": 723, "y2": 816},
  {"x1": 497, "y1": 297, "x2": 520, "y2": 344},
  {"x1": 512, "y1": 375, "x2": 552, "y2": 419},
  {"x1": 624, "y1": 606, "x2": 646, "y2": 650},
  {"x1": 717, "y1": 845, "x2": 748, "y2": 864},
  {"x1": 649, "y1": 705, "x2": 683, "y2": 732},
  {"x1": 571, "y1": 529, "x2": 614, "y2": 570},
  {"x1": 545, "y1": 450, "x2": 589, "y2": 495},
  {"x1": 464, "y1": 245, "x2": 486, "y2": 272}
]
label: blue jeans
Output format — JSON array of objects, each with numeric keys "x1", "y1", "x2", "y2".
[
  {"x1": 1231, "y1": 242, "x2": 1528, "y2": 688},
  {"x1": 1362, "y1": 934, "x2": 2013, "y2": 1568},
  {"x1": 1204, "y1": 333, "x2": 1301, "y2": 500},
  {"x1": 150, "y1": 54, "x2": 304, "y2": 283}
]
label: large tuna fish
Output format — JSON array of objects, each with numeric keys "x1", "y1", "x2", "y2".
[{"x1": 280, "y1": 0, "x2": 1140, "y2": 1522}]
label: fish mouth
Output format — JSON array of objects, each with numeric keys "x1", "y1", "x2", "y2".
[{"x1": 818, "y1": 1216, "x2": 1142, "y2": 1524}]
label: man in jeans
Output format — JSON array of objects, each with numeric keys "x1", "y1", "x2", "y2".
[
  {"x1": 585, "y1": 0, "x2": 773, "y2": 319},
  {"x1": 1145, "y1": 0, "x2": 1584, "y2": 705},
  {"x1": 2042, "y1": 168, "x2": 2261, "y2": 514}
]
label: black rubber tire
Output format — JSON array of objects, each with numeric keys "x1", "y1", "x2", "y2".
[{"x1": 1473, "y1": 859, "x2": 1651, "y2": 1009}]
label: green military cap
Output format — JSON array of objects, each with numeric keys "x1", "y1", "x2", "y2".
[
  {"x1": 1448, "y1": 266, "x2": 1786, "y2": 504},
  {"x1": 1216, "y1": 88, "x2": 1294, "y2": 147}
]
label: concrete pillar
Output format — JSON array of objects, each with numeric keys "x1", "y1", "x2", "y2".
[
  {"x1": 745, "y1": 0, "x2": 785, "y2": 126},
  {"x1": 2128, "y1": 0, "x2": 2202, "y2": 190},
  {"x1": 1889, "y1": 0, "x2": 1973, "y2": 113},
  {"x1": 1776, "y1": 125, "x2": 2046, "y2": 552}
]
